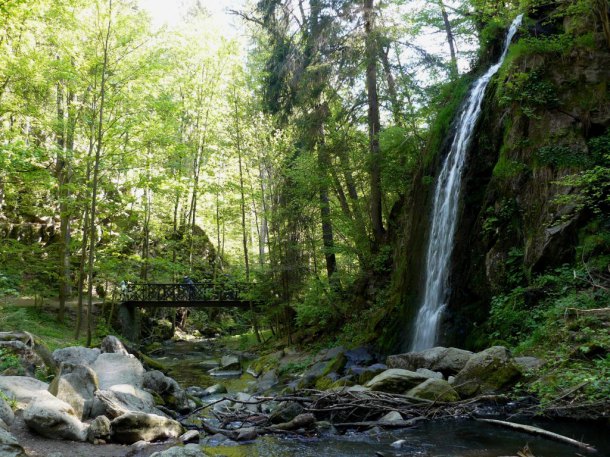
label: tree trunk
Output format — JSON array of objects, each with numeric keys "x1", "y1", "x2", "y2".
[
  {"x1": 86, "y1": 0, "x2": 113, "y2": 347},
  {"x1": 438, "y1": 0, "x2": 458, "y2": 79},
  {"x1": 233, "y1": 88, "x2": 261, "y2": 342},
  {"x1": 364, "y1": 0, "x2": 384, "y2": 247}
]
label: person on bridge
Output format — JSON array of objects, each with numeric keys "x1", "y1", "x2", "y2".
[{"x1": 183, "y1": 275, "x2": 196, "y2": 300}]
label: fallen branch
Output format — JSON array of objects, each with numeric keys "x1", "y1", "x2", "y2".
[{"x1": 476, "y1": 418, "x2": 597, "y2": 453}]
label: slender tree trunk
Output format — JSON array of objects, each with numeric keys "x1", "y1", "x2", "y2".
[
  {"x1": 232, "y1": 88, "x2": 261, "y2": 342},
  {"x1": 315, "y1": 104, "x2": 337, "y2": 282},
  {"x1": 141, "y1": 147, "x2": 152, "y2": 281},
  {"x1": 86, "y1": 0, "x2": 113, "y2": 346},
  {"x1": 379, "y1": 46, "x2": 402, "y2": 125},
  {"x1": 438, "y1": 0, "x2": 458, "y2": 79},
  {"x1": 364, "y1": 0, "x2": 384, "y2": 247}
]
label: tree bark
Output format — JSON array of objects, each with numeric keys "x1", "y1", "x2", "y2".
[
  {"x1": 364, "y1": 0, "x2": 384, "y2": 247},
  {"x1": 438, "y1": 0, "x2": 458, "y2": 79}
]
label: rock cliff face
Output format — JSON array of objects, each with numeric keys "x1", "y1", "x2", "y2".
[{"x1": 389, "y1": 3, "x2": 610, "y2": 350}]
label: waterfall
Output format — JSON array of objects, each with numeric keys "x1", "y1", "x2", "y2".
[{"x1": 410, "y1": 15, "x2": 523, "y2": 351}]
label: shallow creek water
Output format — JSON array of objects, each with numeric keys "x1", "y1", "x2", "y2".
[{"x1": 150, "y1": 340, "x2": 609, "y2": 457}]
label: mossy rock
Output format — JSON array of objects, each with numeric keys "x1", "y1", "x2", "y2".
[
  {"x1": 321, "y1": 353, "x2": 347, "y2": 377},
  {"x1": 453, "y1": 346, "x2": 522, "y2": 398},
  {"x1": 248, "y1": 352, "x2": 281, "y2": 377},
  {"x1": 406, "y1": 379, "x2": 459, "y2": 402}
]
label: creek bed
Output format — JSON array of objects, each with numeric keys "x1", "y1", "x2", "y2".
[{"x1": 150, "y1": 340, "x2": 609, "y2": 456}]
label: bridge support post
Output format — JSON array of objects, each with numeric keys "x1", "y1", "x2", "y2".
[{"x1": 118, "y1": 304, "x2": 140, "y2": 342}]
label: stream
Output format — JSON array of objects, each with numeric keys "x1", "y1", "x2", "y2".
[{"x1": 150, "y1": 340, "x2": 609, "y2": 457}]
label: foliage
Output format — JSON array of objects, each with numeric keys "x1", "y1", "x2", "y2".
[
  {"x1": 0, "y1": 348, "x2": 22, "y2": 374},
  {"x1": 498, "y1": 69, "x2": 559, "y2": 117}
]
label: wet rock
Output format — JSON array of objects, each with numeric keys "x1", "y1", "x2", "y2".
[
  {"x1": 0, "y1": 396, "x2": 14, "y2": 426},
  {"x1": 386, "y1": 347, "x2": 473, "y2": 376},
  {"x1": 48, "y1": 363, "x2": 99, "y2": 420},
  {"x1": 110, "y1": 412, "x2": 183, "y2": 444},
  {"x1": 149, "y1": 444, "x2": 206, "y2": 457},
  {"x1": 269, "y1": 401, "x2": 303, "y2": 424},
  {"x1": 52, "y1": 347, "x2": 100, "y2": 367},
  {"x1": 100, "y1": 336, "x2": 129, "y2": 356},
  {"x1": 235, "y1": 427, "x2": 257, "y2": 441},
  {"x1": 179, "y1": 429, "x2": 200, "y2": 443},
  {"x1": 344, "y1": 347, "x2": 374, "y2": 368},
  {"x1": 0, "y1": 428, "x2": 27, "y2": 457},
  {"x1": 406, "y1": 378, "x2": 459, "y2": 402},
  {"x1": 91, "y1": 353, "x2": 145, "y2": 390},
  {"x1": 453, "y1": 346, "x2": 521, "y2": 398},
  {"x1": 391, "y1": 439, "x2": 407, "y2": 449},
  {"x1": 0, "y1": 376, "x2": 55, "y2": 409},
  {"x1": 87, "y1": 415, "x2": 111, "y2": 443},
  {"x1": 314, "y1": 346, "x2": 345, "y2": 363},
  {"x1": 365, "y1": 369, "x2": 432, "y2": 394},
  {"x1": 380, "y1": 411, "x2": 402, "y2": 423},
  {"x1": 356, "y1": 363, "x2": 387, "y2": 385},
  {"x1": 220, "y1": 355, "x2": 240, "y2": 371},
  {"x1": 143, "y1": 371, "x2": 189, "y2": 412},
  {"x1": 234, "y1": 392, "x2": 258, "y2": 413},
  {"x1": 203, "y1": 384, "x2": 227, "y2": 396},
  {"x1": 255, "y1": 369, "x2": 279, "y2": 393},
  {"x1": 23, "y1": 396, "x2": 88, "y2": 442}
]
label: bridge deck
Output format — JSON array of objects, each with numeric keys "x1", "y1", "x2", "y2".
[{"x1": 119, "y1": 282, "x2": 255, "y2": 308}]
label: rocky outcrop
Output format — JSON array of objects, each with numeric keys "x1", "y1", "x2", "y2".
[
  {"x1": 23, "y1": 397, "x2": 88, "y2": 442},
  {"x1": 48, "y1": 363, "x2": 99, "y2": 420},
  {"x1": 387, "y1": 347, "x2": 472, "y2": 376},
  {"x1": 365, "y1": 369, "x2": 433, "y2": 394},
  {"x1": 109, "y1": 412, "x2": 183, "y2": 444},
  {"x1": 453, "y1": 346, "x2": 521, "y2": 397},
  {"x1": 91, "y1": 353, "x2": 145, "y2": 389},
  {"x1": 52, "y1": 347, "x2": 100, "y2": 367},
  {"x1": 0, "y1": 377, "x2": 55, "y2": 409}
]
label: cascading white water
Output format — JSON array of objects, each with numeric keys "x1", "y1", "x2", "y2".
[{"x1": 410, "y1": 15, "x2": 523, "y2": 351}]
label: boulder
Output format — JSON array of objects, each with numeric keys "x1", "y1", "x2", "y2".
[
  {"x1": 344, "y1": 347, "x2": 374, "y2": 368},
  {"x1": 0, "y1": 428, "x2": 27, "y2": 457},
  {"x1": 48, "y1": 363, "x2": 99, "y2": 420},
  {"x1": 314, "y1": 346, "x2": 345, "y2": 363},
  {"x1": 179, "y1": 430, "x2": 200, "y2": 443},
  {"x1": 365, "y1": 369, "x2": 433, "y2": 394},
  {"x1": 91, "y1": 353, "x2": 145, "y2": 389},
  {"x1": 255, "y1": 369, "x2": 279, "y2": 393},
  {"x1": 149, "y1": 443, "x2": 206, "y2": 457},
  {"x1": 379, "y1": 411, "x2": 403, "y2": 423},
  {"x1": 406, "y1": 378, "x2": 459, "y2": 402},
  {"x1": 91, "y1": 385, "x2": 164, "y2": 419},
  {"x1": 416, "y1": 368, "x2": 443, "y2": 379},
  {"x1": 110, "y1": 412, "x2": 183, "y2": 444},
  {"x1": 52, "y1": 347, "x2": 100, "y2": 367},
  {"x1": 23, "y1": 397, "x2": 88, "y2": 442},
  {"x1": 234, "y1": 392, "x2": 258, "y2": 413},
  {"x1": 0, "y1": 396, "x2": 14, "y2": 426},
  {"x1": 100, "y1": 336, "x2": 129, "y2": 356},
  {"x1": 0, "y1": 418, "x2": 8, "y2": 431},
  {"x1": 0, "y1": 376, "x2": 55, "y2": 409},
  {"x1": 386, "y1": 347, "x2": 473, "y2": 376},
  {"x1": 453, "y1": 346, "x2": 521, "y2": 398},
  {"x1": 355, "y1": 363, "x2": 387, "y2": 385},
  {"x1": 203, "y1": 384, "x2": 227, "y2": 396},
  {"x1": 220, "y1": 355, "x2": 240, "y2": 371},
  {"x1": 143, "y1": 371, "x2": 189, "y2": 412},
  {"x1": 269, "y1": 401, "x2": 303, "y2": 424},
  {"x1": 87, "y1": 415, "x2": 111, "y2": 443}
]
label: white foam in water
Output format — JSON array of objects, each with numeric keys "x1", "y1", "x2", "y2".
[{"x1": 410, "y1": 15, "x2": 524, "y2": 351}]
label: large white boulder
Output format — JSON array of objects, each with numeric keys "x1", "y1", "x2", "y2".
[
  {"x1": 48, "y1": 363, "x2": 99, "y2": 420},
  {"x1": 91, "y1": 353, "x2": 145, "y2": 389},
  {"x1": 91, "y1": 385, "x2": 165, "y2": 419},
  {"x1": 0, "y1": 376, "x2": 54, "y2": 409},
  {"x1": 23, "y1": 396, "x2": 88, "y2": 442},
  {"x1": 110, "y1": 412, "x2": 183, "y2": 444}
]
